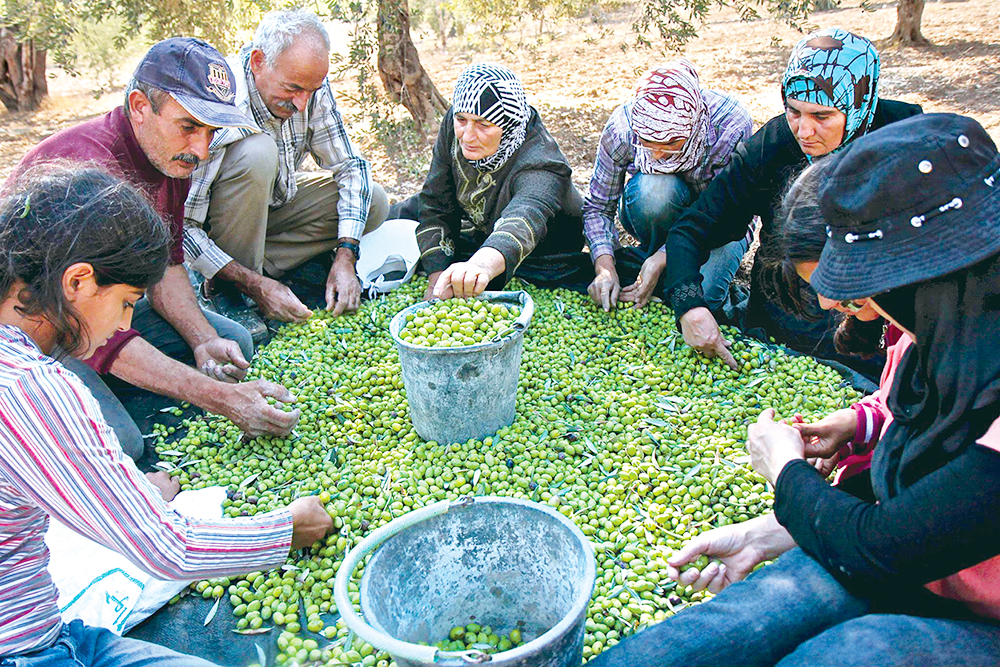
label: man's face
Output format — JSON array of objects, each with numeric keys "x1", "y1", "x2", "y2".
[
  {"x1": 128, "y1": 92, "x2": 216, "y2": 179},
  {"x1": 785, "y1": 97, "x2": 847, "y2": 158},
  {"x1": 249, "y1": 38, "x2": 329, "y2": 120}
]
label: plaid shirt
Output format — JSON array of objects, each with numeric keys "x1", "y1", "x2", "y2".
[
  {"x1": 0, "y1": 325, "x2": 293, "y2": 656},
  {"x1": 184, "y1": 46, "x2": 374, "y2": 279},
  {"x1": 581, "y1": 88, "x2": 753, "y2": 260}
]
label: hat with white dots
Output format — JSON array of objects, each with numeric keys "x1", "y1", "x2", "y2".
[{"x1": 811, "y1": 113, "x2": 1000, "y2": 301}]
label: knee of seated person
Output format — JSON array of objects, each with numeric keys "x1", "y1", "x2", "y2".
[
  {"x1": 231, "y1": 326, "x2": 255, "y2": 363},
  {"x1": 624, "y1": 174, "x2": 691, "y2": 231},
  {"x1": 228, "y1": 133, "x2": 279, "y2": 184},
  {"x1": 365, "y1": 182, "x2": 390, "y2": 234},
  {"x1": 119, "y1": 421, "x2": 145, "y2": 461}
]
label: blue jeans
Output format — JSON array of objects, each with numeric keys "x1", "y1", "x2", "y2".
[
  {"x1": 585, "y1": 549, "x2": 1000, "y2": 667},
  {"x1": 58, "y1": 298, "x2": 253, "y2": 460},
  {"x1": 619, "y1": 172, "x2": 749, "y2": 312},
  {"x1": 0, "y1": 620, "x2": 218, "y2": 667}
]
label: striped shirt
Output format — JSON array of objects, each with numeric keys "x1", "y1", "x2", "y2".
[
  {"x1": 0, "y1": 325, "x2": 293, "y2": 656},
  {"x1": 183, "y1": 45, "x2": 374, "y2": 279},
  {"x1": 581, "y1": 88, "x2": 753, "y2": 260}
]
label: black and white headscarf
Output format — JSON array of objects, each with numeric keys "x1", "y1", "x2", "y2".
[{"x1": 451, "y1": 63, "x2": 529, "y2": 173}]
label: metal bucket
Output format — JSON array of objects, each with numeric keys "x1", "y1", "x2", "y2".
[
  {"x1": 334, "y1": 497, "x2": 596, "y2": 667},
  {"x1": 388, "y1": 291, "x2": 534, "y2": 444}
]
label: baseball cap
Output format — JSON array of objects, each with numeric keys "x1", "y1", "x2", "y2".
[
  {"x1": 811, "y1": 113, "x2": 1000, "y2": 301},
  {"x1": 132, "y1": 37, "x2": 257, "y2": 131}
]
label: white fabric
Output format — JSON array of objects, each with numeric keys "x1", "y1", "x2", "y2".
[
  {"x1": 357, "y1": 218, "x2": 420, "y2": 296},
  {"x1": 44, "y1": 487, "x2": 227, "y2": 634}
]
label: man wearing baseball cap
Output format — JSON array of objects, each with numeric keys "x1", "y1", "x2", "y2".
[{"x1": 9, "y1": 37, "x2": 301, "y2": 460}]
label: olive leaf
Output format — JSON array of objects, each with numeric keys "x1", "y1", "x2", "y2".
[{"x1": 204, "y1": 596, "x2": 222, "y2": 626}]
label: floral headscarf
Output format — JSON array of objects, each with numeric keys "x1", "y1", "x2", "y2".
[
  {"x1": 451, "y1": 63, "x2": 530, "y2": 173},
  {"x1": 782, "y1": 28, "x2": 881, "y2": 155},
  {"x1": 628, "y1": 59, "x2": 710, "y2": 175}
]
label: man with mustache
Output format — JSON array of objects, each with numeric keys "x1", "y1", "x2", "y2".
[
  {"x1": 10, "y1": 38, "x2": 301, "y2": 460},
  {"x1": 184, "y1": 9, "x2": 388, "y2": 323}
]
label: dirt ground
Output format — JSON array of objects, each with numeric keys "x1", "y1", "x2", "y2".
[{"x1": 1, "y1": 0, "x2": 997, "y2": 200}]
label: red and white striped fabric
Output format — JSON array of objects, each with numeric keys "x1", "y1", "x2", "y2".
[
  {"x1": 629, "y1": 59, "x2": 710, "y2": 175},
  {"x1": 0, "y1": 324, "x2": 293, "y2": 656}
]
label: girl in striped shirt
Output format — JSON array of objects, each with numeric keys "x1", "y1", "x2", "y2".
[{"x1": 0, "y1": 165, "x2": 331, "y2": 664}]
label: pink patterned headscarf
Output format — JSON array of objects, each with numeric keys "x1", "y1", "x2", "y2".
[{"x1": 629, "y1": 60, "x2": 710, "y2": 175}]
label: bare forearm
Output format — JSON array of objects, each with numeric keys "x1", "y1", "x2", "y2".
[
  {"x1": 215, "y1": 259, "x2": 264, "y2": 296},
  {"x1": 146, "y1": 265, "x2": 218, "y2": 350},
  {"x1": 750, "y1": 513, "x2": 797, "y2": 560},
  {"x1": 110, "y1": 337, "x2": 226, "y2": 414}
]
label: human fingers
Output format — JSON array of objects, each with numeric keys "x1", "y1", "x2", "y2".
[
  {"x1": 255, "y1": 380, "x2": 295, "y2": 403},
  {"x1": 433, "y1": 267, "x2": 457, "y2": 299},
  {"x1": 756, "y1": 408, "x2": 777, "y2": 425},
  {"x1": 332, "y1": 291, "x2": 349, "y2": 317},
  {"x1": 262, "y1": 406, "x2": 300, "y2": 434},
  {"x1": 462, "y1": 267, "x2": 480, "y2": 298},
  {"x1": 472, "y1": 269, "x2": 490, "y2": 297},
  {"x1": 632, "y1": 282, "x2": 654, "y2": 309},
  {"x1": 714, "y1": 336, "x2": 739, "y2": 370},
  {"x1": 219, "y1": 363, "x2": 247, "y2": 383},
  {"x1": 705, "y1": 563, "x2": 731, "y2": 595},
  {"x1": 689, "y1": 560, "x2": 723, "y2": 592}
]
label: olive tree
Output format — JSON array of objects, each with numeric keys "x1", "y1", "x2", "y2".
[{"x1": 0, "y1": 0, "x2": 272, "y2": 112}]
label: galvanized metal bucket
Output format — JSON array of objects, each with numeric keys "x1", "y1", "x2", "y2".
[
  {"x1": 334, "y1": 497, "x2": 596, "y2": 667},
  {"x1": 388, "y1": 291, "x2": 535, "y2": 444}
]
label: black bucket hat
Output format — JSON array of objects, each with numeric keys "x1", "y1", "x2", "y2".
[{"x1": 811, "y1": 113, "x2": 1000, "y2": 301}]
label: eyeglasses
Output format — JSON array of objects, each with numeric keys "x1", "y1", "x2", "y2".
[{"x1": 839, "y1": 300, "x2": 866, "y2": 314}]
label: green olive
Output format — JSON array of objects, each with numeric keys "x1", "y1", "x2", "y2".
[{"x1": 157, "y1": 277, "x2": 862, "y2": 663}]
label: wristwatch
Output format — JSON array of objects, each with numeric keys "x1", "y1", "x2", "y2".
[{"x1": 335, "y1": 240, "x2": 361, "y2": 261}]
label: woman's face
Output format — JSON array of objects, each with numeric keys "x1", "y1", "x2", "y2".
[
  {"x1": 785, "y1": 97, "x2": 847, "y2": 157},
  {"x1": 795, "y1": 261, "x2": 880, "y2": 321},
  {"x1": 63, "y1": 263, "x2": 144, "y2": 359},
  {"x1": 454, "y1": 112, "x2": 503, "y2": 161}
]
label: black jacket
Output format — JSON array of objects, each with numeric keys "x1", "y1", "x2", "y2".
[
  {"x1": 665, "y1": 99, "x2": 923, "y2": 320},
  {"x1": 415, "y1": 107, "x2": 584, "y2": 286}
]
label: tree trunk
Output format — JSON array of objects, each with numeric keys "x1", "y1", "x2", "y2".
[
  {"x1": 0, "y1": 28, "x2": 47, "y2": 112},
  {"x1": 376, "y1": 0, "x2": 449, "y2": 132},
  {"x1": 888, "y1": 0, "x2": 931, "y2": 46}
]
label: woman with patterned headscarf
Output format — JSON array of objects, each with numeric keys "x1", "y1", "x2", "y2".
[
  {"x1": 658, "y1": 28, "x2": 921, "y2": 383},
  {"x1": 582, "y1": 59, "x2": 753, "y2": 313},
  {"x1": 392, "y1": 63, "x2": 587, "y2": 300}
]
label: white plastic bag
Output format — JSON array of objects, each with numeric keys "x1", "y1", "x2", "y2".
[
  {"x1": 357, "y1": 218, "x2": 420, "y2": 296},
  {"x1": 44, "y1": 486, "x2": 227, "y2": 634}
]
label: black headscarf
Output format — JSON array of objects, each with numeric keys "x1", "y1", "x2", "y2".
[{"x1": 870, "y1": 251, "x2": 1000, "y2": 500}]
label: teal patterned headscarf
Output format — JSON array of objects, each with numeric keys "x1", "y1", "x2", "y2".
[{"x1": 782, "y1": 28, "x2": 880, "y2": 155}]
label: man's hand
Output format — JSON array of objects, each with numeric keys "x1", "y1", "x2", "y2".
[
  {"x1": 424, "y1": 271, "x2": 443, "y2": 301},
  {"x1": 145, "y1": 471, "x2": 181, "y2": 502},
  {"x1": 587, "y1": 255, "x2": 621, "y2": 312},
  {"x1": 221, "y1": 380, "x2": 301, "y2": 438},
  {"x1": 619, "y1": 251, "x2": 666, "y2": 309},
  {"x1": 326, "y1": 249, "x2": 361, "y2": 316},
  {"x1": 680, "y1": 306, "x2": 738, "y2": 370},
  {"x1": 247, "y1": 275, "x2": 312, "y2": 323},
  {"x1": 193, "y1": 337, "x2": 250, "y2": 384},
  {"x1": 747, "y1": 409, "x2": 806, "y2": 486},
  {"x1": 288, "y1": 496, "x2": 334, "y2": 550},
  {"x1": 665, "y1": 514, "x2": 795, "y2": 593}
]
